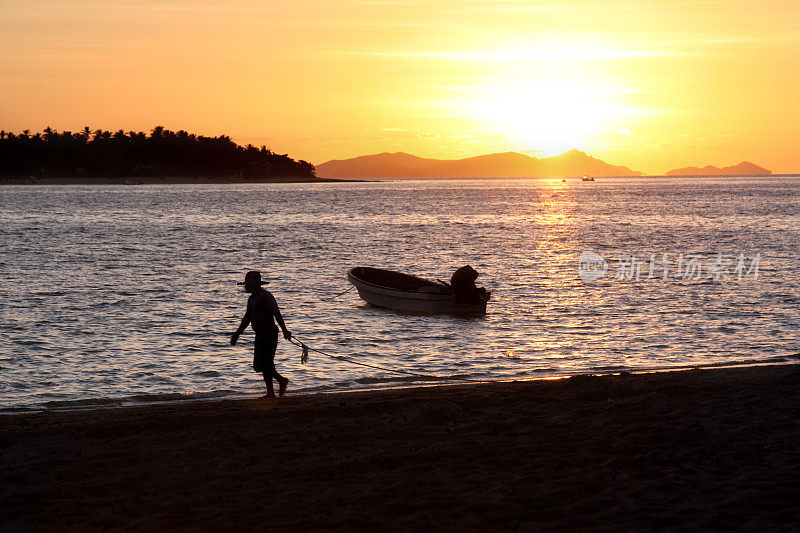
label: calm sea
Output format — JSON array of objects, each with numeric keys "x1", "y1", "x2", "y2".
[{"x1": 1, "y1": 177, "x2": 798, "y2": 411}]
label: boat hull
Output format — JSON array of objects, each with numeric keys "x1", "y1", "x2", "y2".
[{"x1": 347, "y1": 267, "x2": 489, "y2": 315}]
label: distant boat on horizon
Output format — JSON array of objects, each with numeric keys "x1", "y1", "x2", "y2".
[{"x1": 581, "y1": 176, "x2": 595, "y2": 181}]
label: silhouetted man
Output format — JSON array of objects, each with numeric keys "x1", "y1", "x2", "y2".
[
  {"x1": 451, "y1": 265, "x2": 482, "y2": 304},
  {"x1": 231, "y1": 271, "x2": 292, "y2": 397}
]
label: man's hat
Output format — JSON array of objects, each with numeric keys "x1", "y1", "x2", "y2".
[{"x1": 237, "y1": 270, "x2": 269, "y2": 285}]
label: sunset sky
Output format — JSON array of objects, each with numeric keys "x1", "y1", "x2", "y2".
[{"x1": 2, "y1": 0, "x2": 799, "y2": 174}]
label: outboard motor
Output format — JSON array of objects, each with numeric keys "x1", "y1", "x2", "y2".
[{"x1": 451, "y1": 265, "x2": 481, "y2": 304}]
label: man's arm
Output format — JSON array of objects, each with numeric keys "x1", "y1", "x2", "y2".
[
  {"x1": 266, "y1": 292, "x2": 292, "y2": 340},
  {"x1": 274, "y1": 309, "x2": 291, "y2": 340},
  {"x1": 230, "y1": 311, "x2": 251, "y2": 346}
]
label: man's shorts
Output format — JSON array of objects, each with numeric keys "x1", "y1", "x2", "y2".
[{"x1": 253, "y1": 327, "x2": 278, "y2": 373}]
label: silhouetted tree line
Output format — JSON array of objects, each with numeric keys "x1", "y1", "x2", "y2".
[{"x1": 0, "y1": 126, "x2": 316, "y2": 180}]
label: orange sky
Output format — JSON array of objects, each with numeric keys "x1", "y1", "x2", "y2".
[{"x1": 2, "y1": 0, "x2": 799, "y2": 174}]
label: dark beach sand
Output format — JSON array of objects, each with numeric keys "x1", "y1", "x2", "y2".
[{"x1": 2, "y1": 364, "x2": 799, "y2": 531}]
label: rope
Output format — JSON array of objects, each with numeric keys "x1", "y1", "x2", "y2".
[
  {"x1": 229, "y1": 330, "x2": 480, "y2": 382},
  {"x1": 287, "y1": 335, "x2": 466, "y2": 381},
  {"x1": 320, "y1": 284, "x2": 355, "y2": 301}
]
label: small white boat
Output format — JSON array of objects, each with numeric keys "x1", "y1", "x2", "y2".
[
  {"x1": 581, "y1": 175, "x2": 595, "y2": 181},
  {"x1": 347, "y1": 267, "x2": 491, "y2": 314}
]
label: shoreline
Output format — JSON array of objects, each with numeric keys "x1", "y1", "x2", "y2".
[
  {"x1": 2, "y1": 363, "x2": 799, "y2": 530},
  {"x1": 2, "y1": 175, "x2": 797, "y2": 185},
  {"x1": 0, "y1": 175, "x2": 359, "y2": 185},
  {"x1": 4, "y1": 356, "x2": 797, "y2": 415}
]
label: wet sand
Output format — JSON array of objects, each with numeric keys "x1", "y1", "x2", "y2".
[{"x1": 2, "y1": 364, "x2": 799, "y2": 531}]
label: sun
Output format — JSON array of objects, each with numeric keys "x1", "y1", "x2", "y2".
[
  {"x1": 430, "y1": 36, "x2": 653, "y2": 157},
  {"x1": 448, "y1": 77, "x2": 641, "y2": 156}
]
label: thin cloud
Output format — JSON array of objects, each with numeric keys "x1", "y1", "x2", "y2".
[{"x1": 379, "y1": 48, "x2": 671, "y2": 61}]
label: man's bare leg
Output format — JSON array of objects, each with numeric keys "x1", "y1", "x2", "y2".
[{"x1": 262, "y1": 373, "x2": 276, "y2": 398}]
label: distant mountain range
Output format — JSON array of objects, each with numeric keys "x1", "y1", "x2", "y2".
[
  {"x1": 315, "y1": 150, "x2": 773, "y2": 179},
  {"x1": 665, "y1": 161, "x2": 772, "y2": 176},
  {"x1": 316, "y1": 150, "x2": 642, "y2": 179}
]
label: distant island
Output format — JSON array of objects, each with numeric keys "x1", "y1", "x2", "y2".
[
  {"x1": 316, "y1": 149, "x2": 642, "y2": 179},
  {"x1": 665, "y1": 161, "x2": 772, "y2": 176},
  {"x1": 0, "y1": 127, "x2": 338, "y2": 183},
  {"x1": 4, "y1": 128, "x2": 776, "y2": 183}
]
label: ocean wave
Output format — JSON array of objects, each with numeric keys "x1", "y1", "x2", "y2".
[
  {"x1": 294, "y1": 384, "x2": 337, "y2": 393},
  {"x1": 37, "y1": 389, "x2": 241, "y2": 411},
  {"x1": 581, "y1": 355, "x2": 798, "y2": 376},
  {"x1": 354, "y1": 373, "x2": 474, "y2": 385}
]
